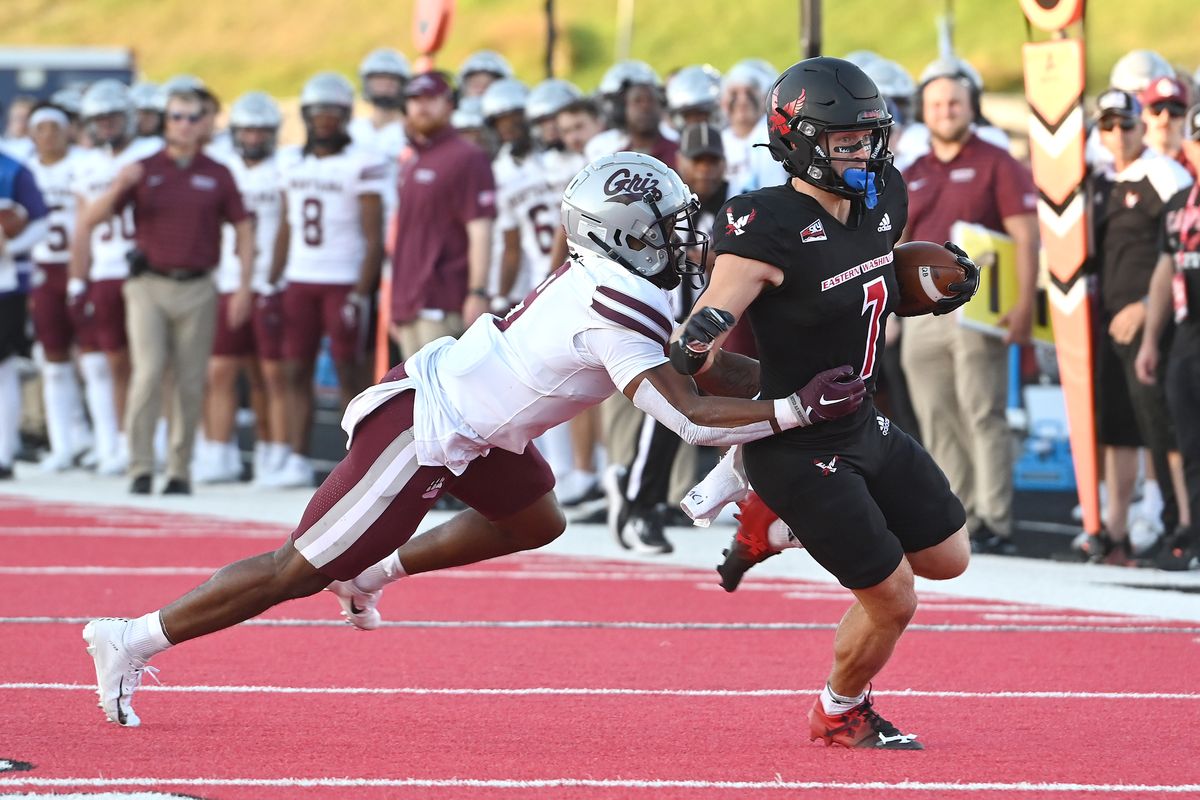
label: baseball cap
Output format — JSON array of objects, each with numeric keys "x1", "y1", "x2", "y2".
[
  {"x1": 405, "y1": 71, "x2": 453, "y2": 99},
  {"x1": 1139, "y1": 75, "x2": 1190, "y2": 108},
  {"x1": 679, "y1": 122, "x2": 724, "y2": 159},
  {"x1": 1186, "y1": 104, "x2": 1200, "y2": 140},
  {"x1": 1095, "y1": 87, "x2": 1141, "y2": 120}
]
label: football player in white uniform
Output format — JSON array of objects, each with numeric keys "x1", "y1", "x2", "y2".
[
  {"x1": 348, "y1": 48, "x2": 410, "y2": 222},
  {"x1": 83, "y1": 152, "x2": 870, "y2": 727},
  {"x1": 69, "y1": 81, "x2": 162, "y2": 476},
  {"x1": 665, "y1": 64, "x2": 722, "y2": 131},
  {"x1": 129, "y1": 82, "x2": 164, "y2": 139},
  {"x1": 27, "y1": 103, "x2": 93, "y2": 471},
  {"x1": 719, "y1": 59, "x2": 790, "y2": 192},
  {"x1": 457, "y1": 50, "x2": 514, "y2": 99},
  {"x1": 267, "y1": 72, "x2": 388, "y2": 488},
  {"x1": 196, "y1": 92, "x2": 287, "y2": 485}
]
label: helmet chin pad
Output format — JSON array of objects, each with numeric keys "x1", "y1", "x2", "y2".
[{"x1": 843, "y1": 169, "x2": 878, "y2": 209}]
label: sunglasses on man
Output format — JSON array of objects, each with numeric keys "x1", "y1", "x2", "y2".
[
  {"x1": 167, "y1": 111, "x2": 205, "y2": 124},
  {"x1": 1149, "y1": 101, "x2": 1187, "y2": 118},
  {"x1": 1099, "y1": 117, "x2": 1137, "y2": 132}
]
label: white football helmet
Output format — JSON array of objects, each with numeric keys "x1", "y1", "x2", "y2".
[
  {"x1": 1109, "y1": 49, "x2": 1174, "y2": 94},
  {"x1": 230, "y1": 91, "x2": 281, "y2": 160},
  {"x1": 481, "y1": 78, "x2": 529, "y2": 122},
  {"x1": 561, "y1": 151, "x2": 707, "y2": 286},
  {"x1": 598, "y1": 60, "x2": 661, "y2": 96},
  {"x1": 666, "y1": 65, "x2": 721, "y2": 123},
  {"x1": 301, "y1": 72, "x2": 355, "y2": 111},
  {"x1": 451, "y1": 96, "x2": 485, "y2": 131},
  {"x1": 359, "y1": 48, "x2": 411, "y2": 108},
  {"x1": 526, "y1": 78, "x2": 583, "y2": 123},
  {"x1": 81, "y1": 80, "x2": 134, "y2": 145},
  {"x1": 458, "y1": 50, "x2": 514, "y2": 84},
  {"x1": 129, "y1": 81, "x2": 164, "y2": 112}
]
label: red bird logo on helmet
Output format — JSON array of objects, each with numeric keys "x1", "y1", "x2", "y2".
[{"x1": 769, "y1": 87, "x2": 805, "y2": 135}]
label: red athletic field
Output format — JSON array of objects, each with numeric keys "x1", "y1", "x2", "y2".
[{"x1": 3, "y1": 495, "x2": 1199, "y2": 799}]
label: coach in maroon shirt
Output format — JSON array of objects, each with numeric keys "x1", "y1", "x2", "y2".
[
  {"x1": 898, "y1": 66, "x2": 1039, "y2": 555},
  {"x1": 390, "y1": 71, "x2": 496, "y2": 359},
  {"x1": 85, "y1": 89, "x2": 254, "y2": 495}
]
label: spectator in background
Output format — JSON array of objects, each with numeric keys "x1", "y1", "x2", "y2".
[
  {"x1": 719, "y1": 60, "x2": 788, "y2": 192},
  {"x1": 899, "y1": 65, "x2": 1039, "y2": 556},
  {"x1": 1140, "y1": 76, "x2": 1192, "y2": 169},
  {"x1": 585, "y1": 66, "x2": 678, "y2": 164},
  {"x1": 2, "y1": 95, "x2": 38, "y2": 161},
  {"x1": 1089, "y1": 88, "x2": 1193, "y2": 563},
  {"x1": 83, "y1": 89, "x2": 254, "y2": 495},
  {"x1": 1135, "y1": 104, "x2": 1200, "y2": 570},
  {"x1": 0, "y1": 149, "x2": 49, "y2": 478},
  {"x1": 390, "y1": 71, "x2": 495, "y2": 357}
]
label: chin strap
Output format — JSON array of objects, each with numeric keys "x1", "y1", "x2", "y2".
[{"x1": 843, "y1": 169, "x2": 879, "y2": 209}]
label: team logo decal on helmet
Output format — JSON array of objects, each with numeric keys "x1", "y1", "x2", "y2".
[
  {"x1": 603, "y1": 168, "x2": 663, "y2": 205},
  {"x1": 769, "y1": 87, "x2": 805, "y2": 135}
]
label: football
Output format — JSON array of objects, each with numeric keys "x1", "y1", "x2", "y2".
[
  {"x1": 892, "y1": 240, "x2": 968, "y2": 317},
  {"x1": 0, "y1": 200, "x2": 28, "y2": 239}
]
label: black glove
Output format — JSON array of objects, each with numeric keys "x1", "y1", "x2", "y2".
[
  {"x1": 669, "y1": 306, "x2": 736, "y2": 375},
  {"x1": 792, "y1": 364, "x2": 866, "y2": 426},
  {"x1": 933, "y1": 241, "x2": 981, "y2": 316}
]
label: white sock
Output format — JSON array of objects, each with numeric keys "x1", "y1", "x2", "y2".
[
  {"x1": 41, "y1": 361, "x2": 80, "y2": 459},
  {"x1": 79, "y1": 352, "x2": 118, "y2": 461},
  {"x1": 123, "y1": 610, "x2": 173, "y2": 661},
  {"x1": 353, "y1": 552, "x2": 407, "y2": 593},
  {"x1": 0, "y1": 357, "x2": 21, "y2": 467},
  {"x1": 1139, "y1": 480, "x2": 1164, "y2": 519},
  {"x1": 820, "y1": 683, "x2": 866, "y2": 716}
]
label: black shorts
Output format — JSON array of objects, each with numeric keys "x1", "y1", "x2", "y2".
[
  {"x1": 1096, "y1": 328, "x2": 1177, "y2": 451},
  {"x1": 0, "y1": 293, "x2": 29, "y2": 361},
  {"x1": 743, "y1": 405, "x2": 966, "y2": 590}
]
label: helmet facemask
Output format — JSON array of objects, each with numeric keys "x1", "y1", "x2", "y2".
[
  {"x1": 771, "y1": 109, "x2": 893, "y2": 209},
  {"x1": 588, "y1": 188, "x2": 709, "y2": 290}
]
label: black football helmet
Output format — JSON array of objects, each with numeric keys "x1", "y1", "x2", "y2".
[{"x1": 764, "y1": 57, "x2": 893, "y2": 208}]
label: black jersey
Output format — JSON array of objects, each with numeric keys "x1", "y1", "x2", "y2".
[
  {"x1": 1161, "y1": 182, "x2": 1200, "y2": 350},
  {"x1": 712, "y1": 166, "x2": 908, "y2": 437}
]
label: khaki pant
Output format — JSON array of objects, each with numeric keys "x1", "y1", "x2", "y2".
[
  {"x1": 900, "y1": 313, "x2": 1013, "y2": 536},
  {"x1": 123, "y1": 274, "x2": 217, "y2": 481},
  {"x1": 392, "y1": 314, "x2": 465, "y2": 361}
]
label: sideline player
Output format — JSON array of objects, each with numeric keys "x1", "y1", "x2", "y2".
[
  {"x1": 196, "y1": 92, "x2": 287, "y2": 485},
  {"x1": 672, "y1": 58, "x2": 978, "y2": 749},
  {"x1": 27, "y1": 103, "x2": 93, "y2": 471},
  {"x1": 266, "y1": 72, "x2": 387, "y2": 488},
  {"x1": 70, "y1": 81, "x2": 162, "y2": 476},
  {"x1": 83, "y1": 152, "x2": 868, "y2": 726}
]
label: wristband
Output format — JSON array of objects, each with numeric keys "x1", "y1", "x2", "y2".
[
  {"x1": 468, "y1": 287, "x2": 489, "y2": 299},
  {"x1": 773, "y1": 396, "x2": 811, "y2": 430}
]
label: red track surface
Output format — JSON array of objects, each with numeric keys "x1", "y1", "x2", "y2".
[{"x1": 3, "y1": 497, "x2": 1199, "y2": 799}]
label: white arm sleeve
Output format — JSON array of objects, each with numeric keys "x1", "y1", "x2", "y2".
[{"x1": 631, "y1": 379, "x2": 776, "y2": 447}]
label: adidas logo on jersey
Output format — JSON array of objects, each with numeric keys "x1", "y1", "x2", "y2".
[
  {"x1": 877, "y1": 213, "x2": 892, "y2": 232},
  {"x1": 800, "y1": 219, "x2": 827, "y2": 243}
]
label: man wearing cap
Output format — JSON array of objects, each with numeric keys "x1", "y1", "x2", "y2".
[
  {"x1": 1089, "y1": 87, "x2": 1194, "y2": 563},
  {"x1": 898, "y1": 68, "x2": 1040, "y2": 556},
  {"x1": 1141, "y1": 76, "x2": 1192, "y2": 169},
  {"x1": 1135, "y1": 103, "x2": 1200, "y2": 569},
  {"x1": 390, "y1": 71, "x2": 495, "y2": 358}
]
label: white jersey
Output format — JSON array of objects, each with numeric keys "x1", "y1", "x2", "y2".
[
  {"x1": 722, "y1": 119, "x2": 789, "y2": 192},
  {"x1": 349, "y1": 117, "x2": 405, "y2": 222},
  {"x1": 585, "y1": 122, "x2": 680, "y2": 162},
  {"x1": 494, "y1": 147, "x2": 566, "y2": 292},
  {"x1": 278, "y1": 144, "x2": 389, "y2": 285},
  {"x1": 342, "y1": 249, "x2": 673, "y2": 473},
  {"x1": 71, "y1": 137, "x2": 162, "y2": 280},
  {"x1": 29, "y1": 148, "x2": 89, "y2": 264},
  {"x1": 215, "y1": 153, "x2": 283, "y2": 294}
]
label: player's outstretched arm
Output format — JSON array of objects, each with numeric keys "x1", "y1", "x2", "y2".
[{"x1": 670, "y1": 253, "x2": 782, "y2": 376}]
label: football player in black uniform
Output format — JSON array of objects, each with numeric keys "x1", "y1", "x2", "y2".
[{"x1": 670, "y1": 57, "x2": 979, "y2": 749}]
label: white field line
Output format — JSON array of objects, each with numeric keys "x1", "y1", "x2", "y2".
[
  {"x1": 0, "y1": 777, "x2": 1197, "y2": 793},
  {"x1": 5, "y1": 682, "x2": 1199, "y2": 701},
  {"x1": 3, "y1": 614, "x2": 1197, "y2": 634}
]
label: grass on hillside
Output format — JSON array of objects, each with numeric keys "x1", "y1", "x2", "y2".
[{"x1": 2, "y1": 0, "x2": 1198, "y2": 100}]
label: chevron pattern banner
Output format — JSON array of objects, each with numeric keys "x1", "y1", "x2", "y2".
[{"x1": 1022, "y1": 34, "x2": 1100, "y2": 535}]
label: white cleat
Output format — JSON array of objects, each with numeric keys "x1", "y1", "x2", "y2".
[
  {"x1": 82, "y1": 618, "x2": 158, "y2": 727},
  {"x1": 326, "y1": 581, "x2": 382, "y2": 631}
]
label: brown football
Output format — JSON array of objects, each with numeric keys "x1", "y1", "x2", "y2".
[
  {"x1": 892, "y1": 240, "x2": 968, "y2": 317},
  {"x1": 0, "y1": 200, "x2": 28, "y2": 239}
]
